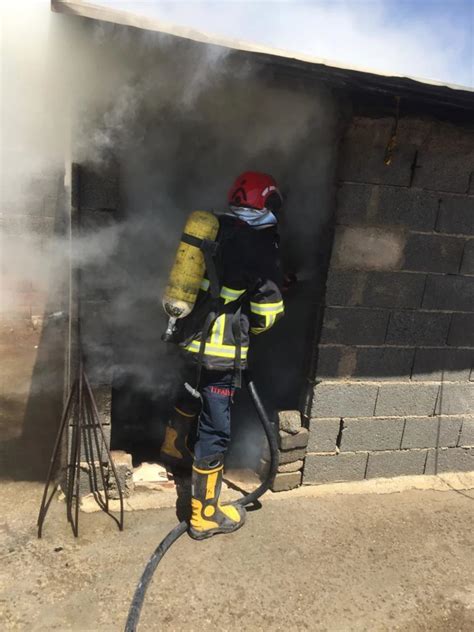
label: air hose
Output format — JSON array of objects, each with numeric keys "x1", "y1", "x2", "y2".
[{"x1": 124, "y1": 371, "x2": 279, "y2": 632}]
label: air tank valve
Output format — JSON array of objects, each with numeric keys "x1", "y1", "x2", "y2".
[{"x1": 161, "y1": 316, "x2": 177, "y2": 342}]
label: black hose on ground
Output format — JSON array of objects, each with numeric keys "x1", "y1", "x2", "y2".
[{"x1": 124, "y1": 372, "x2": 279, "y2": 632}]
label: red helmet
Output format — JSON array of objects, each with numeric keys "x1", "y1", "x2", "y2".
[{"x1": 227, "y1": 171, "x2": 283, "y2": 212}]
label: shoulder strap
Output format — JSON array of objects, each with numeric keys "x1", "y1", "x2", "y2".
[{"x1": 183, "y1": 218, "x2": 248, "y2": 392}]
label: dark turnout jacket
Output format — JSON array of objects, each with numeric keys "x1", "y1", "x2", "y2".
[{"x1": 178, "y1": 214, "x2": 284, "y2": 371}]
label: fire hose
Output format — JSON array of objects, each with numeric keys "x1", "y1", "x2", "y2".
[{"x1": 124, "y1": 371, "x2": 279, "y2": 632}]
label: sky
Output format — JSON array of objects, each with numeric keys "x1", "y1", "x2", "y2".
[{"x1": 97, "y1": 0, "x2": 474, "y2": 87}]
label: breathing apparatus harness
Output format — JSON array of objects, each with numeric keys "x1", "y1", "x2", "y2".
[{"x1": 178, "y1": 224, "x2": 249, "y2": 396}]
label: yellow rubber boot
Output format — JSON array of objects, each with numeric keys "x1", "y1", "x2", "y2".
[
  {"x1": 189, "y1": 454, "x2": 246, "y2": 540},
  {"x1": 159, "y1": 401, "x2": 199, "y2": 469}
]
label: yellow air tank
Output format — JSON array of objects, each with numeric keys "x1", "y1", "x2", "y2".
[{"x1": 162, "y1": 210, "x2": 219, "y2": 341}]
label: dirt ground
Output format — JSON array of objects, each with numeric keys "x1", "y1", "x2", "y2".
[{"x1": 1, "y1": 480, "x2": 473, "y2": 631}]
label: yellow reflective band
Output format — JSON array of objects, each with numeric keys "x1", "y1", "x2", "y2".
[
  {"x1": 174, "y1": 406, "x2": 196, "y2": 418},
  {"x1": 221, "y1": 286, "x2": 245, "y2": 298},
  {"x1": 250, "y1": 301, "x2": 284, "y2": 315},
  {"x1": 185, "y1": 340, "x2": 249, "y2": 360},
  {"x1": 193, "y1": 464, "x2": 223, "y2": 475},
  {"x1": 210, "y1": 314, "x2": 225, "y2": 345},
  {"x1": 250, "y1": 327, "x2": 266, "y2": 335},
  {"x1": 199, "y1": 279, "x2": 245, "y2": 304},
  {"x1": 250, "y1": 313, "x2": 276, "y2": 335},
  {"x1": 265, "y1": 313, "x2": 277, "y2": 329},
  {"x1": 205, "y1": 472, "x2": 218, "y2": 500}
]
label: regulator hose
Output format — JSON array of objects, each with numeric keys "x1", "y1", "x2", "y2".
[{"x1": 124, "y1": 372, "x2": 279, "y2": 632}]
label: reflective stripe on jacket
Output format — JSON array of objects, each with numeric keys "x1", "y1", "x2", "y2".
[{"x1": 179, "y1": 214, "x2": 284, "y2": 371}]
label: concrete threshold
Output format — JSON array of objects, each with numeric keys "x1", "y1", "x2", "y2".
[{"x1": 79, "y1": 470, "x2": 474, "y2": 513}]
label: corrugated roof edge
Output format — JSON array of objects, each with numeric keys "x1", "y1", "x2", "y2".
[{"x1": 52, "y1": 0, "x2": 474, "y2": 100}]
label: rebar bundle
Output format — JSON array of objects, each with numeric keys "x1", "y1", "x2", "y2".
[{"x1": 37, "y1": 361, "x2": 124, "y2": 537}]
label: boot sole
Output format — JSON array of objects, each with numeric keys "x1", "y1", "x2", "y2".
[{"x1": 188, "y1": 514, "x2": 246, "y2": 541}]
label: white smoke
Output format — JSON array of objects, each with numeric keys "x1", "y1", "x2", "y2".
[{"x1": 1, "y1": 1, "x2": 338, "y2": 467}]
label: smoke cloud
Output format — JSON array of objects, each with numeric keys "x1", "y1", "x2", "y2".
[{"x1": 1, "y1": 1, "x2": 339, "y2": 466}]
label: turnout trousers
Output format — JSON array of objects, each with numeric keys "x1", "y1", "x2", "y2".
[{"x1": 194, "y1": 368, "x2": 235, "y2": 460}]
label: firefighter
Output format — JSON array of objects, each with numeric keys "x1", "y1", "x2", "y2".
[{"x1": 177, "y1": 171, "x2": 285, "y2": 540}]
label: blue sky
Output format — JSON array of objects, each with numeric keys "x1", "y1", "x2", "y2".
[{"x1": 100, "y1": 0, "x2": 474, "y2": 87}]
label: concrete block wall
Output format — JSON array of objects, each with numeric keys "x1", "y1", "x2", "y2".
[
  {"x1": 79, "y1": 162, "x2": 119, "y2": 389},
  {"x1": 269, "y1": 411, "x2": 308, "y2": 491},
  {"x1": 304, "y1": 116, "x2": 474, "y2": 484},
  {"x1": 76, "y1": 162, "x2": 120, "y2": 487}
]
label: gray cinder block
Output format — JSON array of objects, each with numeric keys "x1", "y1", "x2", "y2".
[
  {"x1": 320, "y1": 307, "x2": 389, "y2": 345},
  {"x1": 436, "y1": 196, "x2": 474, "y2": 236},
  {"x1": 277, "y1": 410, "x2": 302, "y2": 434},
  {"x1": 411, "y1": 348, "x2": 472, "y2": 382},
  {"x1": 412, "y1": 123, "x2": 474, "y2": 193},
  {"x1": 331, "y1": 226, "x2": 405, "y2": 271},
  {"x1": 307, "y1": 418, "x2": 341, "y2": 453},
  {"x1": 338, "y1": 117, "x2": 416, "y2": 187},
  {"x1": 353, "y1": 347, "x2": 414, "y2": 381},
  {"x1": 458, "y1": 418, "x2": 474, "y2": 446},
  {"x1": 325, "y1": 270, "x2": 426, "y2": 309},
  {"x1": 403, "y1": 233, "x2": 465, "y2": 274},
  {"x1": 279, "y1": 428, "x2": 309, "y2": 450},
  {"x1": 340, "y1": 417, "x2": 405, "y2": 452},
  {"x1": 317, "y1": 346, "x2": 414, "y2": 381},
  {"x1": 448, "y1": 313, "x2": 474, "y2": 347},
  {"x1": 325, "y1": 270, "x2": 364, "y2": 306},
  {"x1": 386, "y1": 311, "x2": 451, "y2": 346},
  {"x1": 303, "y1": 452, "x2": 368, "y2": 483},
  {"x1": 278, "y1": 448, "x2": 307, "y2": 465},
  {"x1": 271, "y1": 471, "x2": 302, "y2": 492},
  {"x1": 79, "y1": 163, "x2": 119, "y2": 210},
  {"x1": 424, "y1": 447, "x2": 474, "y2": 474},
  {"x1": 68, "y1": 424, "x2": 111, "y2": 462},
  {"x1": 437, "y1": 384, "x2": 474, "y2": 415},
  {"x1": 375, "y1": 384, "x2": 440, "y2": 417},
  {"x1": 401, "y1": 416, "x2": 463, "y2": 449},
  {"x1": 461, "y1": 240, "x2": 474, "y2": 276},
  {"x1": 108, "y1": 450, "x2": 134, "y2": 498},
  {"x1": 359, "y1": 271, "x2": 426, "y2": 309},
  {"x1": 312, "y1": 383, "x2": 378, "y2": 418},
  {"x1": 336, "y1": 183, "x2": 438, "y2": 231},
  {"x1": 92, "y1": 385, "x2": 113, "y2": 425},
  {"x1": 74, "y1": 462, "x2": 106, "y2": 497},
  {"x1": 422, "y1": 275, "x2": 474, "y2": 312},
  {"x1": 277, "y1": 460, "x2": 304, "y2": 473},
  {"x1": 366, "y1": 449, "x2": 427, "y2": 478}
]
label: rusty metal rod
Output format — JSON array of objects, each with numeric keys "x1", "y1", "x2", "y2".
[
  {"x1": 37, "y1": 385, "x2": 76, "y2": 537},
  {"x1": 37, "y1": 366, "x2": 125, "y2": 537},
  {"x1": 84, "y1": 371, "x2": 124, "y2": 531}
]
